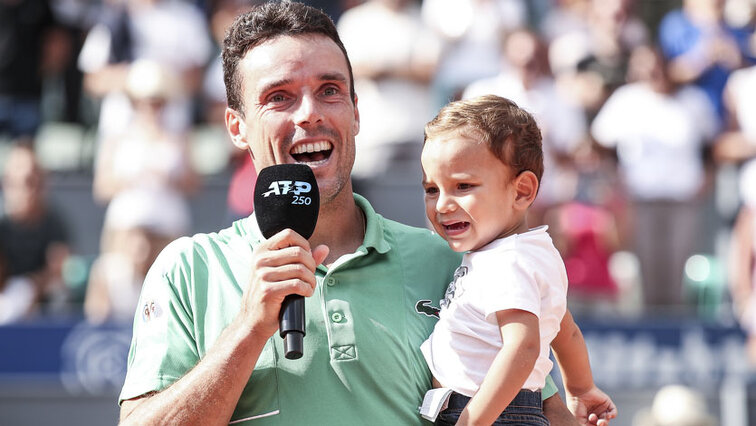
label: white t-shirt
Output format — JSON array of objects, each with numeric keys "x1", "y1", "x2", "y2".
[
  {"x1": 727, "y1": 66, "x2": 756, "y2": 141},
  {"x1": 421, "y1": 226, "x2": 568, "y2": 396},
  {"x1": 591, "y1": 82, "x2": 717, "y2": 201}
]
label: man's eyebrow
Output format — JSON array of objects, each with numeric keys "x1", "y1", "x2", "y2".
[
  {"x1": 259, "y1": 78, "x2": 293, "y2": 97},
  {"x1": 258, "y1": 72, "x2": 348, "y2": 97},
  {"x1": 320, "y1": 72, "x2": 348, "y2": 85}
]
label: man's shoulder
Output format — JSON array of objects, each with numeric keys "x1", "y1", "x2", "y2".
[
  {"x1": 154, "y1": 220, "x2": 251, "y2": 267},
  {"x1": 380, "y1": 217, "x2": 460, "y2": 260},
  {"x1": 381, "y1": 217, "x2": 441, "y2": 242}
]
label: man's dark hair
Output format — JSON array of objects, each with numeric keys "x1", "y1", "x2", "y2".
[{"x1": 222, "y1": 1, "x2": 355, "y2": 115}]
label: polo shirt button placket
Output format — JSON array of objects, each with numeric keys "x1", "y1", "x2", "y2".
[{"x1": 331, "y1": 312, "x2": 343, "y2": 323}]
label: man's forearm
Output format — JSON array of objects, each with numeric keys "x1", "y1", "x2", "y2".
[
  {"x1": 544, "y1": 393, "x2": 579, "y2": 426},
  {"x1": 120, "y1": 316, "x2": 268, "y2": 425}
]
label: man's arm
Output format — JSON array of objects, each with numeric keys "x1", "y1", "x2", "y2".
[
  {"x1": 544, "y1": 393, "x2": 579, "y2": 426},
  {"x1": 120, "y1": 316, "x2": 270, "y2": 425},
  {"x1": 119, "y1": 230, "x2": 329, "y2": 425},
  {"x1": 551, "y1": 310, "x2": 617, "y2": 426}
]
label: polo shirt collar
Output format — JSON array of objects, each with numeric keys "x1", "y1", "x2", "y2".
[
  {"x1": 354, "y1": 193, "x2": 391, "y2": 254},
  {"x1": 243, "y1": 193, "x2": 391, "y2": 255}
]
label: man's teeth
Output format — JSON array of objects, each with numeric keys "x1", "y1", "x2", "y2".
[{"x1": 291, "y1": 141, "x2": 331, "y2": 154}]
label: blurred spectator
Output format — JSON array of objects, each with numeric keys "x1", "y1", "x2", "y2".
[
  {"x1": 338, "y1": 0, "x2": 441, "y2": 181},
  {"x1": 77, "y1": 0, "x2": 212, "y2": 138},
  {"x1": 658, "y1": 0, "x2": 752, "y2": 126},
  {"x1": 93, "y1": 59, "x2": 198, "y2": 250},
  {"x1": 202, "y1": 0, "x2": 258, "y2": 125},
  {"x1": 713, "y1": 62, "x2": 756, "y2": 165},
  {"x1": 632, "y1": 384, "x2": 716, "y2": 426},
  {"x1": 546, "y1": 0, "x2": 648, "y2": 119},
  {"x1": 591, "y1": 45, "x2": 718, "y2": 310},
  {"x1": 540, "y1": 0, "x2": 591, "y2": 42},
  {"x1": 202, "y1": 0, "x2": 258, "y2": 221},
  {"x1": 546, "y1": 190, "x2": 623, "y2": 312},
  {"x1": 463, "y1": 28, "x2": 588, "y2": 222},
  {"x1": 0, "y1": 0, "x2": 70, "y2": 137},
  {"x1": 0, "y1": 143, "x2": 72, "y2": 321},
  {"x1": 84, "y1": 191, "x2": 174, "y2": 324},
  {"x1": 712, "y1": 61, "x2": 756, "y2": 221},
  {"x1": 0, "y1": 247, "x2": 37, "y2": 324},
  {"x1": 583, "y1": 0, "x2": 649, "y2": 91},
  {"x1": 728, "y1": 161, "x2": 756, "y2": 365},
  {"x1": 421, "y1": 0, "x2": 528, "y2": 107}
]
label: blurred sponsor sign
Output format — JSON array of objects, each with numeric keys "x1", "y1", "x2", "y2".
[
  {"x1": 578, "y1": 317, "x2": 752, "y2": 388},
  {"x1": 0, "y1": 317, "x2": 751, "y2": 393}
]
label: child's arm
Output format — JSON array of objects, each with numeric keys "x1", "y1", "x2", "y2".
[
  {"x1": 551, "y1": 310, "x2": 617, "y2": 426},
  {"x1": 457, "y1": 309, "x2": 539, "y2": 426}
]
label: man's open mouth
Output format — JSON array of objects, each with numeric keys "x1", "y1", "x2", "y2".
[{"x1": 291, "y1": 141, "x2": 333, "y2": 163}]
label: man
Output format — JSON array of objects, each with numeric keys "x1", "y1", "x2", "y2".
[
  {"x1": 0, "y1": 143, "x2": 71, "y2": 319},
  {"x1": 119, "y1": 2, "x2": 614, "y2": 424}
]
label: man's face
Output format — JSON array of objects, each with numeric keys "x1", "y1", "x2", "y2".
[
  {"x1": 3, "y1": 151, "x2": 43, "y2": 218},
  {"x1": 227, "y1": 34, "x2": 359, "y2": 204}
]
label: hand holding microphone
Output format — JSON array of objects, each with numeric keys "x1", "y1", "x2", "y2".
[{"x1": 254, "y1": 164, "x2": 321, "y2": 359}]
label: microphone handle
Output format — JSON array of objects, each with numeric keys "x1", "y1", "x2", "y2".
[{"x1": 279, "y1": 295, "x2": 305, "y2": 359}]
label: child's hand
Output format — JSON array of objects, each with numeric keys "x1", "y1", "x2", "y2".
[{"x1": 565, "y1": 385, "x2": 617, "y2": 425}]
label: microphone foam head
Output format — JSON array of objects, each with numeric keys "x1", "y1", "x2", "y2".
[{"x1": 253, "y1": 164, "x2": 320, "y2": 239}]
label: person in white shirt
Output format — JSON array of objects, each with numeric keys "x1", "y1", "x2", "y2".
[
  {"x1": 591, "y1": 45, "x2": 718, "y2": 308},
  {"x1": 420, "y1": 95, "x2": 616, "y2": 425}
]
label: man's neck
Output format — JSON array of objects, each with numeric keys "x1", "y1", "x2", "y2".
[{"x1": 310, "y1": 191, "x2": 365, "y2": 266}]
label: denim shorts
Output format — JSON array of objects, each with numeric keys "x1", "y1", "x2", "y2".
[{"x1": 435, "y1": 389, "x2": 549, "y2": 425}]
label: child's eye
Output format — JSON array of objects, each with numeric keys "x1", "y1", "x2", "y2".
[
  {"x1": 458, "y1": 183, "x2": 474, "y2": 191},
  {"x1": 424, "y1": 186, "x2": 439, "y2": 196}
]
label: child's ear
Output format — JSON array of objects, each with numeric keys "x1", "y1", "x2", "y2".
[{"x1": 514, "y1": 171, "x2": 539, "y2": 210}]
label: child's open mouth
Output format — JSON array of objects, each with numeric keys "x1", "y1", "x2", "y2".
[{"x1": 443, "y1": 222, "x2": 470, "y2": 235}]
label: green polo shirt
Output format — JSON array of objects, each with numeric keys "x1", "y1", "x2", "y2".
[{"x1": 119, "y1": 194, "x2": 557, "y2": 424}]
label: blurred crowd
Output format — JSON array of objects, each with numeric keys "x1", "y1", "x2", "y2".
[{"x1": 1, "y1": 0, "x2": 756, "y2": 364}]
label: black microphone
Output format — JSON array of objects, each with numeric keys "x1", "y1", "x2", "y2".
[{"x1": 254, "y1": 164, "x2": 320, "y2": 360}]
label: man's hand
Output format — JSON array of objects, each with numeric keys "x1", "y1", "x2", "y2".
[
  {"x1": 566, "y1": 385, "x2": 617, "y2": 426},
  {"x1": 239, "y1": 229, "x2": 329, "y2": 339}
]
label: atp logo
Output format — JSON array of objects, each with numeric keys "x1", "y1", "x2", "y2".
[{"x1": 262, "y1": 180, "x2": 312, "y2": 197}]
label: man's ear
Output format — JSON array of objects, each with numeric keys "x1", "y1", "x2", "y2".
[
  {"x1": 514, "y1": 171, "x2": 539, "y2": 210},
  {"x1": 352, "y1": 94, "x2": 360, "y2": 136},
  {"x1": 225, "y1": 107, "x2": 249, "y2": 151}
]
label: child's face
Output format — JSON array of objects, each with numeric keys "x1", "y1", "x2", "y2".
[{"x1": 422, "y1": 131, "x2": 527, "y2": 252}]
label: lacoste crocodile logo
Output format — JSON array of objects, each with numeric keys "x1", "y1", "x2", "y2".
[{"x1": 415, "y1": 300, "x2": 440, "y2": 318}]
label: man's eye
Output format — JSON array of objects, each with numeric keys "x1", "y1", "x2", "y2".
[
  {"x1": 322, "y1": 86, "x2": 339, "y2": 96},
  {"x1": 268, "y1": 93, "x2": 289, "y2": 103}
]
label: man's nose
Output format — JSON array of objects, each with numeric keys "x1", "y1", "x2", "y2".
[{"x1": 294, "y1": 93, "x2": 323, "y2": 127}]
